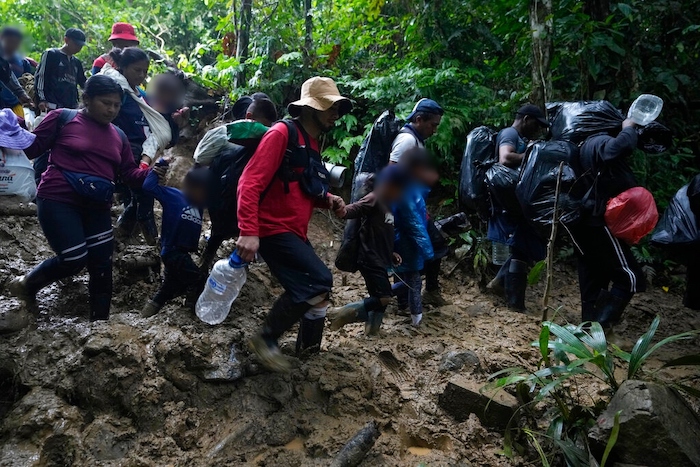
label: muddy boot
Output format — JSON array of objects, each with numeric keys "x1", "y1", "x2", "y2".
[
  {"x1": 296, "y1": 317, "x2": 325, "y2": 355},
  {"x1": 8, "y1": 275, "x2": 37, "y2": 305},
  {"x1": 366, "y1": 311, "x2": 384, "y2": 336},
  {"x1": 115, "y1": 212, "x2": 137, "y2": 243},
  {"x1": 595, "y1": 289, "x2": 631, "y2": 329},
  {"x1": 141, "y1": 300, "x2": 162, "y2": 318},
  {"x1": 505, "y1": 260, "x2": 528, "y2": 312},
  {"x1": 0, "y1": 308, "x2": 31, "y2": 333},
  {"x1": 329, "y1": 301, "x2": 366, "y2": 331},
  {"x1": 139, "y1": 218, "x2": 159, "y2": 247},
  {"x1": 89, "y1": 293, "x2": 112, "y2": 321},
  {"x1": 247, "y1": 334, "x2": 291, "y2": 373},
  {"x1": 422, "y1": 289, "x2": 450, "y2": 308}
]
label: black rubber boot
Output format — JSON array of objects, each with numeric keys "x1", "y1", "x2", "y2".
[
  {"x1": 115, "y1": 211, "x2": 137, "y2": 241},
  {"x1": 295, "y1": 317, "x2": 325, "y2": 355},
  {"x1": 366, "y1": 311, "x2": 384, "y2": 336},
  {"x1": 89, "y1": 293, "x2": 112, "y2": 321},
  {"x1": 581, "y1": 300, "x2": 597, "y2": 324},
  {"x1": 505, "y1": 259, "x2": 528, "y2": 312},
  {"x1": 595, "y1": 289, "x2": 630, "y2": 328},
  {"x1": 262, "y1": 295, "x2": 311, "y2": 346}
]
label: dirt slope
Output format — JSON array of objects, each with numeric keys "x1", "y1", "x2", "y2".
[{"x1": 1, "y1": 200, "x2": 699, "y2": 467}]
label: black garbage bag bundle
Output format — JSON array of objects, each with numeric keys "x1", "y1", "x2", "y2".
[
  {"x1": 516, "y1": 141, "x2": 581, "y2": 237},
  {"x1": 486, "y1": 163, "x2": 521, "y2": 218},
  {"x1": 547, "y1": 101, "x2": 624, "y2": 144},
  {"x1": 458, "y1": 126, "x2": 497, "y2": 218},
  {"x1": 351, "y1": 110, "x2": 403, "y2": 201},
  {"x1": 637, "y1": 121, "x2": 673, "y2": 154},
  {"x1": 651, "y1": 182, "x2": 700, "y2": 259}
]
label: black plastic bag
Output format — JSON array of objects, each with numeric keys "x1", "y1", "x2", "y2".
[
  {"x1": 637, "y1": 121, "x2": 673, "y2": 154},
  {"x1": 516, "y1": 141, "x2": 581, "y2": 237},
  {"x1": 458, "y1": 126, "x2": 497, "y2": 217},
  {"x1": 351, "y1": 110, "x2": 403, "y2": 201},
  {"x1": 486, "y1": 163, "x2": 521, "y2": 217},
  {"x1": 335, "y1": 218, "x2": 361, "y2": 272},
  {"x1": 547, "y1": 101, "x2": 624, "y2": 144},
  {"x1": 651, "y1": 184, "x2": 700, "y2": 252}
]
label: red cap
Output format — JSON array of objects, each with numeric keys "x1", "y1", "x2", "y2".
[{"x1": 109, "y1": 23, "x2": 139, "y2": 43}]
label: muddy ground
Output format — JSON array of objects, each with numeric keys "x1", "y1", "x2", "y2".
[{"x1": 1, "y1": 165, "x2": 699, "y2": 466}]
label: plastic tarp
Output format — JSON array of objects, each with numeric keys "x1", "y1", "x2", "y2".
[
  {"x1": 636, "y1": 121, "x2": 673, "y2": 154},
  {"x1": 227, "y1": 119, "x2": 269, "y2": 147},
  {"x1": 0, "y1": 150, "x2": 36, "y2": 201},
  {"x1": 351, "y1": 110, "x2": 402, "y2": 201},
  {"x1": 458, "y1": 126, "x2": 496, "y2": 217},
  {"x1": 516, "y1": 141, "x2": 581, "y2": 237},
  {"x1": 652, "y1": 184, "x2": 700, "y2": 249},
  {"x1": 547, "y1": 101, "x2": 625, "y2": 144},
  {"x1": 604, "y1": 187, "x2": 659, "y2": 244},
  {"x1": 485, "y1": 163, "x2": 521, "y2": 217}
]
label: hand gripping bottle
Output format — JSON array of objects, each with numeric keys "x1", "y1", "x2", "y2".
[{"x1": 196, "y1": 252, "x2": 247, "y2": 325}]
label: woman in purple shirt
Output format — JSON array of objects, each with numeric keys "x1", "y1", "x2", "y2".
[{"x1": 8, "y1": 75, "x2": 149, "y2": 325}]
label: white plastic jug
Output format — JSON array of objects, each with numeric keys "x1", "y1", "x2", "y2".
[
  {"x1": 628, "y1": 94, "x2": 663, "y2": 126},
  {"x1": 195, "y1": 252, "x2": 247, "y2": 325}
]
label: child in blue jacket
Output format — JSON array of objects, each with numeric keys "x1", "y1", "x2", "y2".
[
  {"x1": 141, "y1": 162, "x2": 209, "y2": 317},
  {"x1": 393, "y1": 148, "x2": 436, "y2": 326}
]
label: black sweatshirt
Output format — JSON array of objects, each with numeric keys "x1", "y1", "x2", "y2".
[
  {"x1": 344, "y1": 191, "x2": 395, "y2": 269},
  {"x1": 35, "y1": 48, "x2": 86, "y2": 108}
]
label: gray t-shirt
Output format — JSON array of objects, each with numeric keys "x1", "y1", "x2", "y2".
[
  {"x1": 389, "y1": 130, "x2": 424, "y2": 163},
  {"x1": 496, "y1": 126, "x2": 527, "y2": 161}
]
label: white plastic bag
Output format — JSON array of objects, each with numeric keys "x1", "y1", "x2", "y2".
[
  {"x1": 193, "y1": 126, "x2": 234, "y2": 165},
  {"x1": 0, "y1": 149, "x2": 37, "y2": 201}
]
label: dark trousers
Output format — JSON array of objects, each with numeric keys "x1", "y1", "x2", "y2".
[
  {"x1": 359, "y1": 264, "x2": 392, "y2": 317},
  {"x1": 258, "y1": 233, "x2": 333, "y2": 342},
  {"x1": 27, "y1": 198, "x2": 114, "y2": 317},
  {"x1": 685, "y1": 256, "x2": 700, "y2": 310},
  {"x1": 121, "y1": 188, "x2": 156, "y2": 226},
  {"x1": 152, "y1": 251, "x2": 205, "y2": 307},
  {"x1": 572, "y1": 224, "x2": 646, "y2": 318},
  {"x1": 425, "y1": 218, "x2": 448, "y2": 292}
]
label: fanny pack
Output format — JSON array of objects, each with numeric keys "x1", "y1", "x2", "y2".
[
  {"x1": 61, "y1": 170, "x2": 116, "y2": 203},
  {"x1": 299, "y1": 155, "x2": 331, "y2": 199}
]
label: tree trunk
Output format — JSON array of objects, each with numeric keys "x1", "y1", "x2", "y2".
[
  {"x1": 529, "y1": 0, "x2": 553, "y2": 110},
  {"x1": 235, "y1": 0, "x2": 253, "y2": 88},
  {"x1": 304, "y1": 0, "x2": 313, "y2": 70}
]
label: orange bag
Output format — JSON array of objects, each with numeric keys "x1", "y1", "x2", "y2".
[{"x1": 604, "y1": 187, "x2": 659, "y2": 244}]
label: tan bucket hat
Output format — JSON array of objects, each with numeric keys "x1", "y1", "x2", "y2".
[{"x1": 288, "y1": 77, "x2": 352, "y2": 117}]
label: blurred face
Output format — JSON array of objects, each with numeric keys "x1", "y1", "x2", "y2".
[
  {"x1": 84, "y1": 93, "x2": 122, "y2": 124},
  {"x1": 312, "y1": 102, "x2": 341, "y2": 133},
  {"x1": 64, "y1": 38, "x2": 84, "y2": 55},
  {"x1": 413, "y1": 114, "x2": 442, "y2": 140},
  {"x1": 413, "y1": 166, "x2": 440, "y2": 187},
  {"x1": 122, "y1": 59, "x2": 149, "y2": 89},
  {"x1": 183, "y1": 184, "x2": 208, "y2": 208},
  {"x1": 2, "y1": 35, "x2": 22, "y2": 55},
  {"x1": 111, "y1": 39, "x2": 139, "y2": 49},
  {"x1": 375, "y1": 182, "x2": 404, "y2": 204}
]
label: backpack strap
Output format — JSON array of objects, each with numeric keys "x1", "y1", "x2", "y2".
[
  {"x1": 56, "y1": 108, "x2": 79, "y2": 134},
  {"x1": 259, "y1": 119, "x2": 305, "y2": 202}
]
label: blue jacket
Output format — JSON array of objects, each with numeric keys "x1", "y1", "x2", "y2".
[
  {"x1": 142, "y1": 171, "x2": 204, "y2": 256},
  {"x1": 393, "y1": 183, "x2": 434, "y2": 272}
]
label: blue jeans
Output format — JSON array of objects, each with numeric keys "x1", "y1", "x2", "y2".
[
  {"x1": 395, "y1": 270, "x2": 422, "y2": 316},
  {"x1": 25, "y1": 198, "x2": 114, "y2": 319}
]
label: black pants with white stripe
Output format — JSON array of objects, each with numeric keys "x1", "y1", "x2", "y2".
[{"x1": 572, "y1": 223, "x2": 646, "y2": 319}]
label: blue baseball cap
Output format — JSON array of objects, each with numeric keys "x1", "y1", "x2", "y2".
[{"x1": 406, "y1": 98, "x2": 444, "y2": 122}]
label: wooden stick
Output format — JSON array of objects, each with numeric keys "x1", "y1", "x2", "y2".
[{"x1": 542, "y1": 162, "x2": 565, "y2": 322}]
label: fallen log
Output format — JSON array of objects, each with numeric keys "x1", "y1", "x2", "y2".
[{"x1": 329, "y1": 420, "x2": 381, "y2": 467}]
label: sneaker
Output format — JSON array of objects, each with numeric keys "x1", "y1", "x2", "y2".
[
  {"x1": 411, "y1": 313, "x2": 423, "y2": 326},
  {"x1": 422, "y1": 290, "x2": 450, "y2": 307},
  {"x1": 0, "y1": 309, "x2": 30, "y2": 333},
  {"x1": 8, "y1": 276, "x2": 36, "y2": 305},
  {"x1": 247, "y1": 334, "x2": 291, "y2": 373},
  {"x1": 141, "y1": 300, "x2": 162, "y2": 318}
]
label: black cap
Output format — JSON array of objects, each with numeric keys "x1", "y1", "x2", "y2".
[
  {"x1": 231, "y1": 95, "x2": 253, "y2": 120},
  {"x1": 64, "y1": 28, "x2": 86, "y2": 46},
  {"x1": 517, "y1": 104, "x2": 549, "y2": 127}
]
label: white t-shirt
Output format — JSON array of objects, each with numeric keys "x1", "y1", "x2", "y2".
[{"x1": 389, "y1": 130, "x2": 424, "y2": 163}]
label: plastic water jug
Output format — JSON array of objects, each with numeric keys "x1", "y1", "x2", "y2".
[
  {"x1": 196, "y1": 252, "x2": 247, "y2": 325},
  {"x1": 628, "y1": 94, "x2": 663, "y2": 126},
  {"x1": 492, "y1": 242, "x2": 510, "y2": 266}
]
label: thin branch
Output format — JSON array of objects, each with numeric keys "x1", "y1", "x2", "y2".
[{"x1": 542, "y1": 161, "x2": 565, "y2": 322}]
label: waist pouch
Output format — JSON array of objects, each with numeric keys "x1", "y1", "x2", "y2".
[
  {"x1": 61, "y1": 170, "x2": 115, "y2": 203},
  {"x1": 298, "y1": 156, "x2": 331, "y2": 200}
]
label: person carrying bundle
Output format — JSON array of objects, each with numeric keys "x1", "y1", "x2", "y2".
[{"x1": 570, "y1": 118, "x2": 647, "y2": 328}]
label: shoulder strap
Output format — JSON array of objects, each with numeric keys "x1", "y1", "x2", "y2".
[{"x1": 56, "y1": 109, "x2": 79, "y2": 135}]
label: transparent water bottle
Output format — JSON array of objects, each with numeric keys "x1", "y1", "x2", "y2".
[
  {"x1": 628, "y1": 94, "x2": 663, "y2": 126},
  {"x1": 196, "y1": 252, "x2": 247, "y2": 325},
  {"x1": 491, "y1": 242, "x2": 510, "y2": 266}
]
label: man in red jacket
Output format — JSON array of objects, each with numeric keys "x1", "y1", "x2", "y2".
[{"x1": 236, "y1": 77, "x2": 350, "y2": 372}]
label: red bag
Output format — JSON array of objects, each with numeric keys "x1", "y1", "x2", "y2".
[{"x1": 604, "y1": 187, "x2": 659, "y2": 244}]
